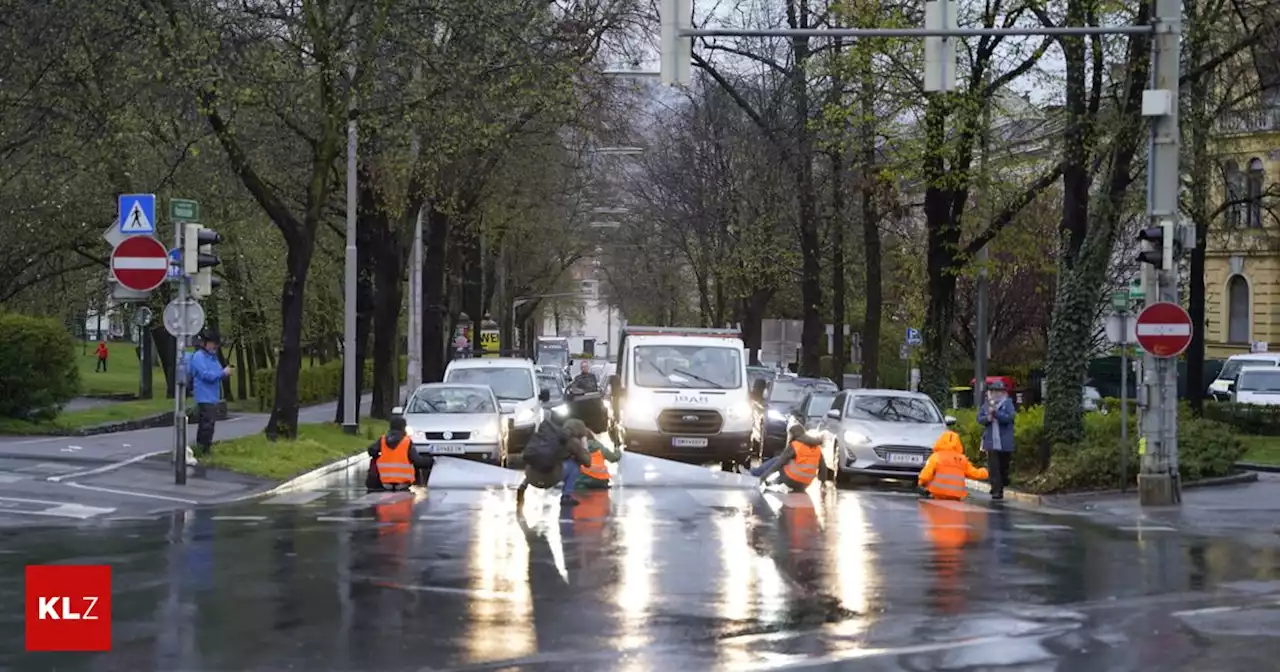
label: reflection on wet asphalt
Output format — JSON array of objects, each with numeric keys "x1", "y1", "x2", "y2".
[{"x1": 5, "y1": 455, "x2": 1280, "y2": 670}]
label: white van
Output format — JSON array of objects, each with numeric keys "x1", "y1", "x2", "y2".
[
  {"x1": 1209, "y1": 353, "x2": 1280, "y2": 401},
  {"x1": 1233, "y1": 365, "x2": 1280, "y2": 406},
  {"x1": 609, "y1": 325, "x2": 753, "y2": 469},
  {"x1": 443, "y1": 357, "x2": 542, "y2": 453}
]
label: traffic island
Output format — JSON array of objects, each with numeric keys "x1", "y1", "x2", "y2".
[
  {"x1": 0, "y1": 400, "x2": 229, "y2": 436},
  {"x1": 202, "y1": 423, "x2": 374, "y2": 480}
]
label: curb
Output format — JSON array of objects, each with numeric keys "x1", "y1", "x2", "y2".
[
  {"x1": 61, "y1": 403, "x2": 229, "y2": 437},
  {"x1": 1235, "y1": 461, "x2": 1280, "y2": 474},
  {"x1": 964, "y1": 478, "x2": 1045, "y2": 506},
  {"x1": 221, "y1": 451, "x2": 367, "y2": 503},
  {"x1": 966, "y1": 471, "x2": 1259, "y2": 506}
]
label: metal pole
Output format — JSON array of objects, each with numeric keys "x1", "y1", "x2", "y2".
[
  {"x1": 1120, "y1": 314, "x2": 1129, "y2": 492},
  {"x1": 341, "y1": 57, "x2": 358, "y2": 435},
  {"x1": 684, "y1": 25, "x2": 1154, "y2": 38},
  {"x1": 406, "y1": 206, "x2": 423, "y2": 392},
  {"x1": 974, "y1": 66, "x2": 992, "y2": 408},
  {"x1": 174, "y1": 222, "x2": 187, "y2": 485},
  {"x1": 1137, "y1": 0, "x2": 1182, "y2": 506}
]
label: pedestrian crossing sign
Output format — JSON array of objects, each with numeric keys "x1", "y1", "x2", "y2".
[{"x1": 118, "y1": 194, "x2": 156, "y2": 235}]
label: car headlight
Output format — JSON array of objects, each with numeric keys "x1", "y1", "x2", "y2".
[
  {"x1": 553, "y1": 404, "x2": 570, "y2": 416},
  {"x1": 843, "y1": 430, "x2": 871, "y2": 446},
  {"x1": 474, "y1": 423, "x2": 500, "y2": 441},
  {"x1": 766, "y1": 409, "x2": 786, "y2": 423},
  {"x1": 725, "y1": 401, "x2": 752, "y2": 421},
  {"x1": 514, "y1": 407, "x2": 536, "y2": 425}
]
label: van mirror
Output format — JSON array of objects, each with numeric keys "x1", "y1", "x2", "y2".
[
  {"x1": 391, "y1": 406, "x2": 404, "y2": 416},
  {"x1": 751, "y1": 378, "x2": 767, "y2": 401},
  {"x1": 608, "y1": 374, "x2": 621, "y2": 393}
]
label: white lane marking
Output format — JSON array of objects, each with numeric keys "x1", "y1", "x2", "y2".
[
  {"x1": 212, "y1": 515, "x2": 267, "y2": 522},
  {"x1": 1016, "y1": 524, "x2": 1073, "y2": 531},
  {"x1": 1119, "y1": 525, "x2": 1178, "y2": 532},
  {"x1": 61, "y1": 481, "x2": 199, "y2": 504},
  {"x1": 47, "y1": 450, "x2": 167, "y2": 482},
  {"x1": 0, "y1": 498, "x2": 115, "y2": 519},
  {"x1": 263, "y1": 491, "x2": 329, "y2": 506},
  {"x1": 1171, "y1": 605, "x2": 1245, "y2": 617},
  {"x1": 316, "y1": 516, "x2": 368, "y2": 522},
  {"x1": 61, "y1": 445, "x2": 83, "y2": 453}
]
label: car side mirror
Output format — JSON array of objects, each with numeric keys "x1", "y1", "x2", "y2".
[
  {"x1": 826, "y1": 408, "x2": 841, "y2": 420},
  {"x1": 944, "y1": 415, "x2": 956, "y2": 426},
  {"x1": 506, "y1": 418, "x2": 515, "y2": 434},
  {"x1": 392, "y1": 406, "x2": 404, "y2": 416},
  {"x1": 539, "y1": 388, "x2": 551, "y2": 403},
  {"x1": 608, "y1": 373, "x2": 621, "y2": 391}
]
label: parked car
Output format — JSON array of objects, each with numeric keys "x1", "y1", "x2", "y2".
[
  {"x1": 752, "y1": 376, "x2": 839, "y2": 458},
  {"x1": 393, "y1": 383, "x2": 508, "y2": 466},
  {"x1": 1209, "y1": 353, "x2": 1280, "y2": 401},
  {"x1": 1232, "y1": 366, "x2": 1280, "y2": 406},
  {"x1": 819, "y1": 388, "x2": 955, "y2": 482}
]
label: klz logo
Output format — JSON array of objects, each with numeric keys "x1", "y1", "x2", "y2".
[{"x1": 26, "y1": 565, "x2": 112, "y2": 651}]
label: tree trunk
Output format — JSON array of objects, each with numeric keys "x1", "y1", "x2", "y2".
[
  {"x1": 859, "y1": 72, "x2": 882, "y2": 389},
  {"x1": 421, "y1": 206, "x2": 451, "y2": 383},
  {"x1": 371, "y1": 235, "x2": 405, "y2": 418},
  {"x1": 1185, "y1": 0, "x2": 1210, "y2": 416},
  {"x1": 266, "y1": 237, "x2": 315, "y2": 439},
  {"x1": 739, "y1": 289, "x2": 772, "y2": 365},
  {"x1": 151, "y1": 325, "x2": 176, "y2": 399},
  {"x1": 920, "y1": 96, "x2": 959, "y2": 405},
  {"x1": 831, "y1": 149, "x2": 847, "y2": 386}
]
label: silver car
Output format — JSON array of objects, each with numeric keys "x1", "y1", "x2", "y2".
[
  {"x1": 821, "y1": 389, "x2": 956, "y2": 481},
  {"x1": 393, "y1": 383, "x2": 509, "y2": 466}
]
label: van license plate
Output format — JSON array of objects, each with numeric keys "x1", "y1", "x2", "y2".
[
  {"x1": 886, "y1": 453, "x2": 923, "y2": 465},
  {"x1": 428, "y1": 444, "x2": 466, "y2": 454},
  {"x1": 672, "y1": 437, "x2": 708, "y2": 448}
]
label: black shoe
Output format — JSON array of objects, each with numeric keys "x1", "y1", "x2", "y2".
[
  {"x1": 560, "y1": 495, "x2": 580, "y2": 506},
  {"x1": 991, "y1": 492, "x2": 1004, "y2": 501},
  {"x1": 516, "y1": 483, "x2": 527, "y2": 507}
]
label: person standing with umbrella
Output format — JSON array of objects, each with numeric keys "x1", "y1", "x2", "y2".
[{"x1": 978, "y1": 379, "x2": 1016, "y2": 500}]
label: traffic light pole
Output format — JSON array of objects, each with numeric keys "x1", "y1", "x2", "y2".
[
  {"x1": 1138, "y1": 0, "x2": 1183, "y2": 506},
  {"x1": 664, "y1": 0, "x2": 1184, "y2": 505},
  {"x1": 174, "y1": 222, "x2": 189, "y2": 486}
]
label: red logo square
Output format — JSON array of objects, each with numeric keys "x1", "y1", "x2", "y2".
[{"x1": 25, "y1": 565, "x2": 112, "y2": 651}]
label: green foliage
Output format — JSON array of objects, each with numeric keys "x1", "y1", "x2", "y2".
[
  {"x1": 947, "y1": 403, "x2": 1245, "y2": 494},
  {"x1": 0, "y1": 314, "x2": 79, "y2": 419},
  {"x1": 1202, "y1": 402, "x2": 1280, "y2": 436},
  {"x1": 253, "y1": 361, "x2": 372, "y2": 412}
]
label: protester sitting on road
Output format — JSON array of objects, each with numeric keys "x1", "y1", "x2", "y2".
[
  {"x1": 576, "y1": 434, "x2": 622, "y2": 489},
  {"x1": 366, "y1": 416, "x2": 435, "y2": 492},
  {"x1": 517, "y1": 411, "x2": 592, "y2": 508},
  {"x1": 917, "y1": 430, "x2": 988, "y2": 500},
  {"x1": 745, "y1": 424, "x2": 823, "y2": 492}
]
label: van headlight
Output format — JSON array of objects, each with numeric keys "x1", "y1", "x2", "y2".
[
  {"x1": 552, "y1": 404, "x2": 570, "y2": 416},
  {"x1": 843, "y1": 430, "x2": 871, "y2": 446},
  {"x1": 624, "y1": 396, "x2": 654, "y2": 419},
  {"x1": 726, "y1": 401, "x2": 753, "y2": 422},
  {"x1": 514, "y1": 407, "x2": 536, "y2": 425}
]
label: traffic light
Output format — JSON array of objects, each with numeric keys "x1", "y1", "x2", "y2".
[
  {"x1": 183, "y1": 224, "x2": 222, "y2": 298},
  {"x1": 1136, "y1": 220, "x2": 1180, "y2": 269},
  {"x1": 659, "y1": 0, "x2": 692, "y2": 86}
]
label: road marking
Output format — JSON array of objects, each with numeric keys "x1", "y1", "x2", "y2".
[
  {"x1": 47, "y1": 450, "x2": 167, "y2": 482},
  {"x1": 317, "y1": 515, "x2": 368, "y2": 522},
  {"x1": 62, "y1": 481, "x2": 199, "y2": 504},
  {"x1": 262, "y1": 491, "x2": 329, "y2": 506},
  {"x1": 1016, "y1": 524, "x2": 1073, "y2": 531},
  {"x1": 0, "y1": 497, "x2": 115, "y2": 519},
  {"x1": 61, "y1": 445, "x2": 83, "y2": 453},
  {"x1": 212, "y1": 515, "x2": 267, "y2": 522},
  {"x1": 22, "y1": 462, "x2": 80, "y2": 474},
  {"x1": 1119, "y1": 525, "x2": 1178, "y2": 532}
]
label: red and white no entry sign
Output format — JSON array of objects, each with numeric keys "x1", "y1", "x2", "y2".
[
  {"x1": 110, "y1": 235, "x2": 169, "y2": 292},
  {"x1": 1135, "y1": 301, "x2": 1193, "y2": 358}
]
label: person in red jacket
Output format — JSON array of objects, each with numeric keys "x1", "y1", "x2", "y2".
[{"x1": 95, "y1": 341, "x2": 108, "y2": 372}]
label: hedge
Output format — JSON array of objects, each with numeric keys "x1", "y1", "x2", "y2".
[
  {"x1": 0, "y1": 314, "x2": 79, "y2": 420},
  {"x1": 947, "y1": 403, "x2": 1246, "y2": 495},
  {"x1": 253, "y1": 357, "x2": 407, "y2": 411},
  {"x1": 1201, "y1": 402, "x2": 1280, "y2": 436}
]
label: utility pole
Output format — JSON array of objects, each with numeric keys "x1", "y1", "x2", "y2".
[
  {"x1": 660, "y1": 0, "x2": 1183, "y2": 506},
  {"x1": 1137, "y1": 0, "x2": 1184, "y2": 506},
  {"x1": 405, "y1": 63, "x2": 424, "y2": 396},
  {"x1": 341, "y1": 33, "x2": 358, "y2": 435},
  {"x1": 974, "y1": 66, "x2": 993, "y2": 406}
]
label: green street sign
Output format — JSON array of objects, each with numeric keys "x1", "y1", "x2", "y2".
[
  {"x1": 1111, "y1": 290, "x2": 1129, "y2": 311},
  {"x1": 170, "y1": 198, "x2": 199, "y2": 222},
  {"x1": 1128, "y1": 278, "x2": 1143, "y2": 300}
]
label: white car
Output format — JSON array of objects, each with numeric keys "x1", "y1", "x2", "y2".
[
  {"x1": 1232, "y1": 366, "x2": 1280, "y2": 406},
  {"x1": 1210, "y1": 353, "x2": 1280, "y2": 401},
  {"x1": 820, "y1": 389, "x2": 956, "y2": 481},
  {"x1": 394, "y1": 384, "x2": 508, "y2": 465},
  {"x1": 443, "y1": 357, "x2": 543, "y2": 459}
]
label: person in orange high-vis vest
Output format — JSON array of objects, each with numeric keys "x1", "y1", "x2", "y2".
[
  {"x1": 918, "y1": 430, "x2": 987, "y2": 500},
  {"x1": 751, "y1": 425, "x2": 824, "y2": 492},
  {"x1": 366, "y1": 416, "x2": 435, "y2": 492},
  {"x1": 576, "y1": 436, "x2": 621, "y2": 489}
]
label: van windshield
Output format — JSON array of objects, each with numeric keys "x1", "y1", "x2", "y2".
[
  {"x1": 633, "y1": 345, "x2": 742, "y2": 389},
  {"x1": 1238, "y1": 369, "x2": 1280, "y2": 392},
  {"x1": 1221, "y1": 358, "x2": 1279, "y2": 380},
  {"x1": 444, "y1": 367, "x2": 534, "y2": 401}
]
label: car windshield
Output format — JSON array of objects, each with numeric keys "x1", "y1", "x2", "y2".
[
  {"x1": 537, "y1": 375, "x2": 564, "y2": 401},
  {"x1": 536, "y1": 344, "x2": 569, "y2": 368},
  {"x1": 848, "y1": 395, "x2": 942, "y2": 424},
  {"x1": 405, "y1": 387, "x2": 496, "y2": 414},
  {"x1": 770, "y1": 380, "x2": 837, "y2": 405},
  {"x1": 803, "y1": 393, "x2": 836, "y2": 416},
  {"x1": 1238, "y1": 370, "x2": 1280, "y2": 392},
  {"x1": 444, "y1": 367, "x2": 534, "y2": 401},
  {"x1": 1221, "y1": 358, "x2": 1277, "y2": 380},
  {"x1": 633, "y1": 345, "x2": 742, "y2": 389}
]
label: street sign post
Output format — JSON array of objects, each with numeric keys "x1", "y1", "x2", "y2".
[
  {"x1": 905, "y1": 327, "x2": 922, "y2": 345},
  {"x1": 118, "y1": 194, "x2": 157, "y2": 235},
  {"x1": 1134, "y1": 302, "x2": 1193, "y2": 358},
  {"x1": 170, "y1": 198, "x2": 200, "y2": 222},
  {"x1": 110, "y1": 236, "x2": 169, "y2": 292},
  {"x1": 163, "y1": 298, "x2": 205, "y2": 337}
]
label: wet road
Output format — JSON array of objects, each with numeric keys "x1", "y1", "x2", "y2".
[{"x1": 6, "y1": 456, "x2": 1280, "y2": 670}]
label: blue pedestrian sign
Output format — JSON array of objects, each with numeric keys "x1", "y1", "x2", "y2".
[
  {"x1": 905, "y1": 327, "x2": 922, "y2": 346},
  {"x1": 118, "y1": 194, "x2": 156, "y2": 235},
  {"x1": 167, "y1": 248, "x2": 183, "y2": 279}
]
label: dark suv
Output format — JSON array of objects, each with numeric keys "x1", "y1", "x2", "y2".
[{"x1": 751, "y1": 376, "x2": 838, "y2": 458}]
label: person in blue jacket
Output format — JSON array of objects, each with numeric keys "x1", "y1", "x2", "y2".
[
  {"x1": 977, "y1": 379, "x2": 1016, "y2": 500},
  {"x1": 188, "y1": 331, "x2": 234, "y2": 462}
]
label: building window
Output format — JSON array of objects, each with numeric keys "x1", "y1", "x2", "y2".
[
  {"x1": 1227, "y1": 275, "x2": 1250, "y2": 344},
  {"x1": 1224, "y1": 160, "x2": 1243, "y2": 227},
  {"x1": 1247, "y1": 158, "x2": 1265, "y2": 228}
]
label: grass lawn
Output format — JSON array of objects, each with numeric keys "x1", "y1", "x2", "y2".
[
  {"x1": 76, "y1": 340, "x2": 147, "y2": 397},
  {"x1": 203, "y1": 423, "x2": 376, "y2": 480},
  {"x1": 1239, "y1": 434, "x2": 1280, "y2": 465},
  {"x1": 0, "y1": 398, "x2": 174, "y2": 435}
]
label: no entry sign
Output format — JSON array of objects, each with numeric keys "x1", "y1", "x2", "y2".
[
  {"x1": 1135, "y1": 301, "x2": 1193, "y2": 358},
  {"x1": 110, "y1": 236, "x2": 169, "y2": 292}
]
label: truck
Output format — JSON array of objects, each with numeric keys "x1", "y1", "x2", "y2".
[
  {"x1": 535, "y1": 336, "x2": 571, "y2": 373},
  {"x1": 607, "y1": 323, "x2": 755, "y2": 471}
]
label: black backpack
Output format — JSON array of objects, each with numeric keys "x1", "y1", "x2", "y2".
[{"x1": 523, "y1": 420, "x2": 565, "y2": 472}]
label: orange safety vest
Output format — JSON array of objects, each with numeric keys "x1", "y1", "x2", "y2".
[
  {"x1": 582, "y1": 449, "x2": 609, "y2": 480},
  {"x1": 926, "y1": 452, "x2": 969, "y2": 500},
  {"x1": 783, "y1": 441, "x2": 821, "y2": 486},
  {"x1": 376, "y1": 436, "x2": 416, "y2": 484}
]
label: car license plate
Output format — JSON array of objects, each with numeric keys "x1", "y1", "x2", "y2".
[
  {"x1": 887, "y1": 453, "x2": 923, "y2": 465},
  {"x1": 428, "y1": 444, "x2": 467, "y2": 455},
  {"x1": 671, "y1": 437, "x2": 708, "y2": 448}
]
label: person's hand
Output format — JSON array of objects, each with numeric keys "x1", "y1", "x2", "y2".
[{"x1": 223, "y1": 366, "x2": 234, "y2": 376}]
